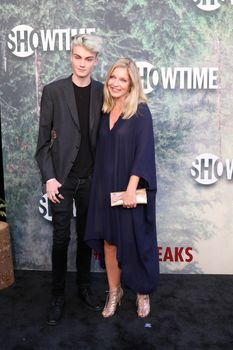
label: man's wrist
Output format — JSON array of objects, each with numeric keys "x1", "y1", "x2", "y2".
[{"x1": 46, "y1": 178, "x2": 56, "y2": 183}]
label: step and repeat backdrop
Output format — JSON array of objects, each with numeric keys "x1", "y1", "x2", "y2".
[{"x1": 1, "y1": 0, "x2": 233, "y2": 273}]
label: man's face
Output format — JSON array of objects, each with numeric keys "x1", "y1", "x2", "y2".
[{"x1": 71, "y1": 45, "x2": 97, "y2": 80}]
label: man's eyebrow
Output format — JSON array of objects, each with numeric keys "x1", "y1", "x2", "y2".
[{"x1": 73, "y1": 54, "x2": 95, "y2": 58}]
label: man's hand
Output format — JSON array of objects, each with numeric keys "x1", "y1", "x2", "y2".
[{"x1": 46, "y1": 179, "x2": 64, "y2": 203}]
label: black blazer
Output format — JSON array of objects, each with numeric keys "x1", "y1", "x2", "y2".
[{"x1": 35, "y1": 75, "x2": 103, "y2": 184}]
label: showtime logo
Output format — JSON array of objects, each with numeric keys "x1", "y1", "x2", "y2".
[
  {"x1": 39, "y1": 194, "x2": 76, "y2": 221},
  {"x1": 193, "y1": 0, "x2": 233, "y2": 11},
  {"x1": 190, "y1": 153, "x2": 233, "y2": 185},
  {"x1": 137, "y1": 62, "x2": 218, "y2": 93},
  {"x1": 7, "y1": 25, "x2": 95, "y2": 58}
]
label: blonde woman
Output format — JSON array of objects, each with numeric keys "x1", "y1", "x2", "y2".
[{"x1": 85, "y1": 58, "x2": 159, "y2": 318}]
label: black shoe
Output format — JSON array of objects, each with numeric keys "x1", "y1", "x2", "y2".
[
  {"x1": 78, "y1": 286, "x2": 103, "y2": 311},
  {"x1": 47, "y1": 295, "x2": 65, "y2": 326}
]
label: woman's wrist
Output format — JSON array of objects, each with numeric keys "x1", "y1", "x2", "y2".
[{"x1": 126, "y1": 175, "x2": 140, "y2": 193}]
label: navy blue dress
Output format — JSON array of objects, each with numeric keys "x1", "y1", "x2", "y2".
[{"x1": 85, "y1": 103, "x2": 159, "y2": 294}]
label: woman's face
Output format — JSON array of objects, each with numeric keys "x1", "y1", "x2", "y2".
[{"x1": 107, "y1": 67, "x2": 131, "y2": 101}]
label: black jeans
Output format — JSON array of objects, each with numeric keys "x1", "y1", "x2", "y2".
[{"x1": 50, "y1": 174, "x2": 92, "y2": 296}]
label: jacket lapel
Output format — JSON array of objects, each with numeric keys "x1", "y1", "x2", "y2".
[{"x1": 63, "y1": 75, "x2": 80, "y2": 131}]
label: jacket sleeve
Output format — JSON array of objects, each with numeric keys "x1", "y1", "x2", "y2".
[
  {"x1": 35, "y1": 85, "x2": 56, "y2": 183},
  {"x1": 130, "y1": 103, "x2": 157, "y2": 191}
]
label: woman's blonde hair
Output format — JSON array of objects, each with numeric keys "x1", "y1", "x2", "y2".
[{"x1": 102, "y1": 58, "x2": 147, "y2": 119}]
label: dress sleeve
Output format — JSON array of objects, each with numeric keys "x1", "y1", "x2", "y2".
[{"x1": 130, "y1": 103, "x2": 157, "y2": 191}]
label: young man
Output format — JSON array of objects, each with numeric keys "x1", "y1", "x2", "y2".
[{"x1": 35, "y1": 34, "x2": 103, "y2": 325}]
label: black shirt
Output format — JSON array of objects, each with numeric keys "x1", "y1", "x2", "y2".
[{"x1": 69, "y1": 82, "x2": 93, "y2": 178}]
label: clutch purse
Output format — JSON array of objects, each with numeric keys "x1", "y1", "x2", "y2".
[{"x1": 110, "y1": 188, "x2": 147, "y2": 207}]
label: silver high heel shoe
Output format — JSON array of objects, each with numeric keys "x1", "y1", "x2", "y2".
[
  {"x1": 102, "y1": 286, "x2": 123, "y2": 318},
  {"x1": 136, "y1": 294, "x2": 150, "y2": 318}
]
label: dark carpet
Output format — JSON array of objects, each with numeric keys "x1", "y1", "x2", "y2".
[{"x1": 0, "y1": 271, "x2": 233, "y2": 350}]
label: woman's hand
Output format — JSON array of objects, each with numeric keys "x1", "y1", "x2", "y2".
[
  {"x1": 122, "y1": 175, "x2": 140, "y2": 208},
  {"x1": 122, "y1": 190, "x2": 137, "y2": 208}
]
